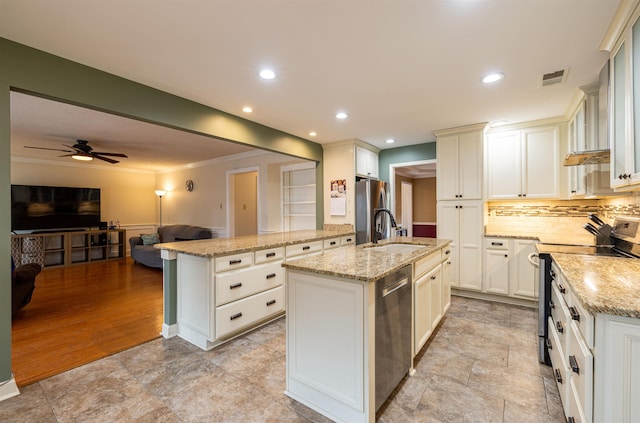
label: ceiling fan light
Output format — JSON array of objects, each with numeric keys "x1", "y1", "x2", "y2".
[{"x1": 72, "y1": 154, "x2": 93, "y2": 161}]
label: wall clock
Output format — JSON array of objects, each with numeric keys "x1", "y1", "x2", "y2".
[{"x1": 185, "y1": 180, "x2": 194, "y2": 192}]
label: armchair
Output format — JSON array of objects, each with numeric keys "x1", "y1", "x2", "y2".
[{"x1": 12, "y1": 258, "x2": 42, "y2": 317}]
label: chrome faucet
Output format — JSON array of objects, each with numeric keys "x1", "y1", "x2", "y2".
[{"x1": 373, "y1": 208, "x2": 398, "y2": 244}]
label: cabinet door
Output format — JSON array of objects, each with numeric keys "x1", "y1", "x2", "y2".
[
  {"x1": 428, "y1": 264, "x2": 443, "y2": 330},
  {"x1": 484, "y1": 249, "x2": 510, "y2": 295},
  {"x1": 458, "y1": 130, "x2": 483, "y2": 200},
  {"x1": 441, "y1": 255, "x2": 452, "y2": 313},
  {"x1": 437, "y1": 135, "x2": 460, "y2": 200},
  {"x1": 458, "y1": 201, "x2": 483, "y2": 291},
  {"x1": 511, "y1": 240, "x2": 537, "y2": 298},
  {"x1": 570, "y1": 105, "x2": 586, "y2": 197},
  {"x1": 414, "y1": 271, "x2": 432, "y2": 353},
  {"x1": 522, "y1": 126, "x2": 560, "y2": 199},
  {"x1": 486, "y1": 131, "x2": 521, "y2": 199},
  {"x1": 356, "y1": 146, "x2": 378, "y2": 178},
  {"x1": 436, "y1": 202, "x2": 460, "y2": 286}
]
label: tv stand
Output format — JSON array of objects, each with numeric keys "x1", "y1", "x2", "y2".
[{"x1": 11, "y1": 229, "x2": 126, "y2": 268}]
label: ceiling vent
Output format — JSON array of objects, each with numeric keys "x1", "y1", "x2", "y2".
[{"x1": 539, "y1": 69, "x2": 568, "y2": 87}]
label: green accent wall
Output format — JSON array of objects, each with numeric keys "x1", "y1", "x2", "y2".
[
  {"x1": 378, "y1": 142, "x2": 437, "y2": 182},
  {"x1": 0, "y1": 37, "x2": 324, "y2": 384}
]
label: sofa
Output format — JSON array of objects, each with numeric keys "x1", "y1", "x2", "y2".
[
  {"x1": 129, "y1": 224, "x2": 213, "y2": 268},
  {"x1": 12, "y1": 257, "x2": 42, "y2": 317}
]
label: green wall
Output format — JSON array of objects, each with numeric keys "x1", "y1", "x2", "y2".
[
  {"x1": 0, "y1": 37, "x2": 323, "y2": 385},
  {"x1": 378, "y1": 142, "x2": 437, "y2": 182}
]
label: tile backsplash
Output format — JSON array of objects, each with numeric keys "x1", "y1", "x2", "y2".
[{"x1": 486, "y1": 196, "x2": 640, "y2": 244}]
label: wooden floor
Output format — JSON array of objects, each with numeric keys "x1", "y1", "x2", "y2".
[{"x1": 11, "y1": 258, "x2": 164, "y2": 387}]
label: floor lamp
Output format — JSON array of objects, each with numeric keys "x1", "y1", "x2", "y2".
[{"x1": 155, "y1": 190, "x2": 166, "y2": 226}]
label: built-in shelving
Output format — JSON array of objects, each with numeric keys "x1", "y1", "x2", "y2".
[
  {"x1": 281, "y1": 163, "x2": 316, "y2": 231},
  {"x1": 11, "y1": 229, "x2": 126, "y2": 268}
]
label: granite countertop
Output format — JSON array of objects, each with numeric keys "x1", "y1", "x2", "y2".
[
  {"x1": 154, "y1": 229, "x2": 354, "y2": 258},
  {"x1": 484, "y1": 233, "x2": 540, "y2": 240},
  {"x1": 551, "y1": 253, "x2": 640, "y2": 319},
  {"x1": 282, "y1": 237, "x2": 452, "y2": 283}
]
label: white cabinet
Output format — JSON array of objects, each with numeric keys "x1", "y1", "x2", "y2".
[
  {"x1": 356, "y1": 145, "x2": 379, "y2": 178},
  {"x1": 435, "y1": 124, "x2": 484, "y2": 200},
  {"x1": 483, "y1": 239, "x2": 510, "y2": 295},
  {"x1": 437, "y1": 200, "x2": 483, "y2": 291},
  {"x1": 569, "y1": 101, "x2": 587, "y2": 197},
  {"x1": 486, "y1": 125, "x2": 560, "y2": 199},
  {"x1": 413, "y1": 248, "x2": 448, "y2": 355},
  {"x1": 482, "y1": 238, "x2": 537, "y2": 301}
]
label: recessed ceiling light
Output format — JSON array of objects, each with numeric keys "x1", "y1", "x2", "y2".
[
  {"x1": 259, "y1": 69, "x2": 276, "y2": 80},
  {"x1": 386, "y1": 138, "x2": 396, "y2": 144},
  {"x1": 309, "y1": 131, "x2": 317, "y2": 137},
  {"x1": 242, "y1": 106, "x2": 253, "y2": 113},
  {"x1": 482, "y1": 72, "x2": 504, "y2": 84},
  {"x1": 336, "y1": 112, "x2": 348, "y2": 119}
]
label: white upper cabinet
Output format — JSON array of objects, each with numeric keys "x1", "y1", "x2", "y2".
[
  {"x1": 435, "y1": 124, "x2": 484, "y2": 201},
  {"x1": 569, "y1": 101, "x2": 587, "y2": 197},
  {"x1": 609, "y1": 15, "x2": 640, "y2": 190},
  {"x1": 486, "y1": 125, "x2": 560, "y2": 200},
  {"x1": 355, "y1": 145, "x2": 379, "y2": 178}
]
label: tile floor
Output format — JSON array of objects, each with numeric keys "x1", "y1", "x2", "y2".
[{"x1": 0, "y1": 296, "x2": 565, "y2": 422}]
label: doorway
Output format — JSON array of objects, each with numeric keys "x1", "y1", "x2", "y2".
[
  {"x1": 401, "y1": 181, "x2": 413, "y2": 237},
  {"x1": 389, "y1": 160, "x2": 437, "y2": 238},
  {"x1": 227, "y1": 168, "x2": 259, "y2": 237}
]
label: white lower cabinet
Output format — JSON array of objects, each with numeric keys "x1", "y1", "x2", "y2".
[
  {"x1": 484, "y1": 240, "x2": 510, "y2": 295},
  {"x1": 413, "y1": 249, "x2": 450, "y2": 355},
  {"x1": 176, "y1": 238, "x2": 349, "y2": 350},
  {"x1": 482, "y1": 238, "x2": 537, "y2": 301}
]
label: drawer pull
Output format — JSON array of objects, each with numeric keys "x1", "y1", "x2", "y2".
[
  {"x1": 266, "y1": 252, "x2": 276, "y2": 258},
  {"x1": 491, "y1": 242, "x2": 503, "y2": 246},
  {"x1": 330, "y1": 241, "x2": 337, "y2": 245},
  {"x1": 558, "y1": 284, "x2": 566, "y2": 294},
  {"x1": 229, "y1": 282, "x2": 243, "y2": 289},
  {"x1": 230, "y1": 312, "x2": 243, "y2": 321},
  {"x1": 569, "y1": 355, "x2": 580, "y2": 374},
  {"x1": 545, "y1": 338, "x2": 552, "y2": 350},
  {"x1": 569, "y1": 306, "x2": 580, "y2": 321},
  {"x1": 266, "y1": 299, "x2": 276, "y2": 306},
  {"x1": 430, "y1": 275, "x2": 437, "y2": 280},
  {"x1": 567, "y1": 418, "x2": 575, "y2": 423},
  {"x1": 556, "y1": 321, "x2": 564, "y2": 334},
  {"x1": 445, "y1": 250, "x2": 451, "y2": 255},
  {"x1": 548, "y1": 300, "x2": 555, "y2": 310},
  {"x1": 266, "y1": 273, "x2": 277, "y2": 279},
  {"x1": 229, "y1": 259, "x2": 242, "y2": 265},
  {"x1": 554, "y1": 368, "x2": 563, "y2": 384},
  {"x1": 346, "y1": 238, "x2": 352, "y2": 242},
  {"x1": 302, "y1": 246, "x2": 311, "y2": 251},
  {"x1": 550, "y1": 270, "x2": 556, "y2": 280}
]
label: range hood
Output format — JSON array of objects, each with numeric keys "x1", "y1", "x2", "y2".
[{"x1": 563, "y1": 149, "x2": 610, "y2": 166}]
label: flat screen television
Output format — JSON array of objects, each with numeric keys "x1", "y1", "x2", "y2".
[{"x1": 11, "y1": 185, "x2": 101, "y2": 232}]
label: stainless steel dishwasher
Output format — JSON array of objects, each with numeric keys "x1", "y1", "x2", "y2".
[{"x1": 375, "y1": 264, "x2": 412, "y2": 410}]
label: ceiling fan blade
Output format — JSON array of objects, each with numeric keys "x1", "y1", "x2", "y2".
[
  {"x1": 92, "y1": 152, "x2": 128, "y2": 157},
  {"x1": 24, "y1": 146, "x2": 73, "y2": 153},
  {"x1": 93, "y1": 154, "x2": 119, "y2": 164},
  {"x1": 59, "y1": 154, "x2": 75, "y2": 157}
]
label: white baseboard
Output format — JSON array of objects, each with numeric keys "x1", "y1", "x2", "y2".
[
  {"x1": 0, "y1": 377, "x2": 20, "y2": 402},
  {"x1": 161, "y1": 323, "x2": 178, "y2": 338}
]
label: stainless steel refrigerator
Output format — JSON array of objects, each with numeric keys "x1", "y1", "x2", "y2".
[{"x1": 355, "y1": 179, "x2": 392, "y2": 245}]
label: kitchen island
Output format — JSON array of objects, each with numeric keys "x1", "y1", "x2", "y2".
[
  {"x1": 546, "y1": 252, "x2": 640, "y2": 423},
  {"x1": 155, "y1": 229, "x2": 355, "y2": 350},
  {"x1": 282, "y1": 237, "x2": 452, "y2": 423}
]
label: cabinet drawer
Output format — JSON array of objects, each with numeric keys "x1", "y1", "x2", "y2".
[
  {"x1": 567, "y1": 379, "x2": 588, "y2": 423},
  {"x1": 285, "y1": 240, "x2": 323, "y2": 258},
  {"x1": 341, "y1": 235, "x2": 355, "y2": 246},
  {"x1": 566, "y1": 289, "x2": 594, "y2": 349},
  {"x1": 215, "y1": 261, "x2": 283, "y2": 306},
  {"x1": 323, "y1": 237, "x2": 341, "y2": 250},
  {"x1": 550, "y1": 282, "x2": 570, "y2": 355},
  {"x1": 215, "y1": 285, "x2": 284, "y2": 339},
  {"x1": 414, "y1": 251, "x2": 441, "y2": 280},
  {"x1": 214, "y1": 252, "x2": 253, "y2": 272},
  {"x1": 484, "y1": 238, "x2": 509, "y2": 250},
  {"x1": 567, "y1": 321, "x2": 593, "y2": 423},
  {"x1": 548, "y1": 316, "x2": 568, "y2": 409},
  {"x1": 254, "y1": 247, "x2": 284, "y2": 264}
]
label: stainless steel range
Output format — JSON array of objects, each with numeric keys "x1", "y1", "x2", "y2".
[{"x1": 536, "y1": 215, "x2": 640, "y2": 364}]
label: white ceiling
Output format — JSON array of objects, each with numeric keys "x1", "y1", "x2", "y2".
[{"x1": 0, "y1": 0, "x2": 621, "y2": 171}]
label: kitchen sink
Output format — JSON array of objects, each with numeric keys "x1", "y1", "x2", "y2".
[{"x1": 366, "y1": 243, "x2": 427, "y2": 254}]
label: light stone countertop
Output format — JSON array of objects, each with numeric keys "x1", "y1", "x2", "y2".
[
  {"x1": 551, "y1": 253, "x2": 640, "y2": 319},
  {"x1": 154, "y1": 229, "x2": 354, "y2": 257},
  {"x1": 282, "y1": 237, "x2": 452, "y2": 283}
]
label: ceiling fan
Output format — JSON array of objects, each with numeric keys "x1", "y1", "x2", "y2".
[{"x1": 24, "y1": 139, "x2": 128, "y2": 164}]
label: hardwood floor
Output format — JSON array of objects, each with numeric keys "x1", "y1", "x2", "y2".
[{"x1": 11, "y1": 258, "x2": 163, "y2": 387}]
